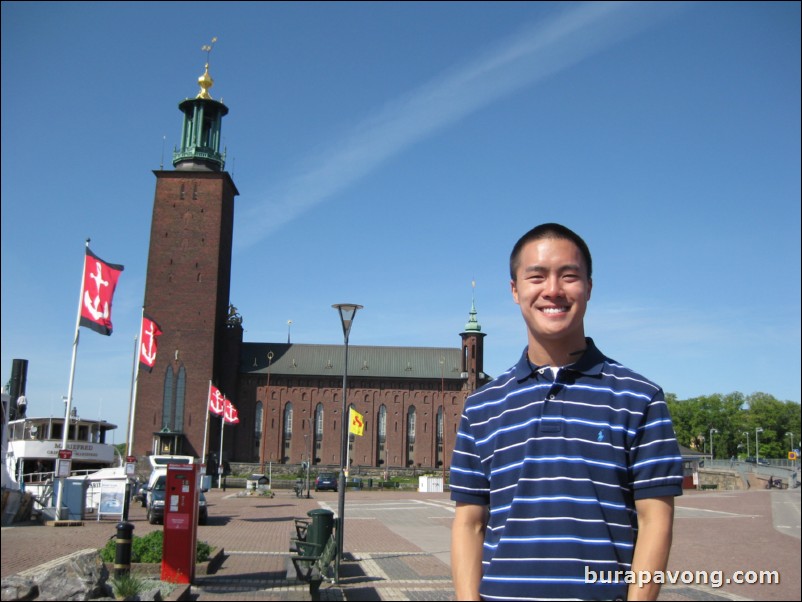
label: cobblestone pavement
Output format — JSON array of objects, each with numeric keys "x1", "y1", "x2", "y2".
[{"x1": 2, "y1": 486, "x2": 799, "y2": 601}]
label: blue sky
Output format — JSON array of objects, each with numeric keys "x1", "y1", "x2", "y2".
[{"x1": 2, "y1": 1, "x2": 800, "y2": 439}]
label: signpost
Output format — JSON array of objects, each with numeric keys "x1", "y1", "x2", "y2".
[{"x1": 56, "y1": 449, "x2": 72, "y2": 478}]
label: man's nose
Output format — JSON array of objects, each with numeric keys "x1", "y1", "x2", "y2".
[{"x1": 543, "y1": 276, "x2": 562, "y2": 296}]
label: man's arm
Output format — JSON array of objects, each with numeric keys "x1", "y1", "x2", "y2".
[
  {"x1": 628, "y1": 496, "x2": 675, "y2": 601},
  {"x1": 452, "y1": 501, "x2": 488, "y2": 601}
]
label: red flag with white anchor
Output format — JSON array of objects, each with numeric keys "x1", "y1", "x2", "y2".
[
  {"x1": 209, "y1": 385, "x2": 225, "y2": 416},
  {"x1": 224, "y1": 398, "x2": 239, "y2": 424},
  {"x1": 79, "y1": 247, "x2": 124, "y2": 336},
  {"x1": 138, "y1": 314, "x2": 162, "y2": 372}
]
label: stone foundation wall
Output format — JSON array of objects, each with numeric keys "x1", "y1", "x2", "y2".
[{"x1": 696, "y1": 468, "x2": 748, "y2": 490}]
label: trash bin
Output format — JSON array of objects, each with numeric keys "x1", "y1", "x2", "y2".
[{"x1": 306, "y1": 508, "x2": 335, "y2": 551}]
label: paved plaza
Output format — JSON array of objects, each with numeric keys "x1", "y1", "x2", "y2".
[{"x1": 2, "y1": 487, "x2": 799, "y2": 601}]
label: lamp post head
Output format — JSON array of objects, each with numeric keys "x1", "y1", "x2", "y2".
[
  {"x1": 332, "y1": 304, "x2": 363, "y2": 341},
  {"x1": 756, "y1": 427, "x2": 764, "y2": 434}
]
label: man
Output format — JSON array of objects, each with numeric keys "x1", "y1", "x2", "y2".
[{"x1": 450, "y1": 224, "x2": 683, "y2": 601}]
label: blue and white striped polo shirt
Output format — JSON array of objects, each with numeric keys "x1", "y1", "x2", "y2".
[{"x1": 450, "y1": 338, "x2": 683, "y2": 601}]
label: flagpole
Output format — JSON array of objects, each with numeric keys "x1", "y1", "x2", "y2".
[
  {"x1": 202, "y1": 381, "x2": 212, "y2": 466},
  {"x1": 126, "y1": 310, "x2": 144, "y2": 456},
  {"x1": 346, "y1": 409, "x2": 352, "y2": 479},
  {"x1": 345, "y1": 437, "x2": 351, "y2": 479},
  {"x1": 218, "y1": 411, "x2": 225, "y2": 489},
  {"x1": 56, "y1": 239, "x2": 90, "y2": 520}
]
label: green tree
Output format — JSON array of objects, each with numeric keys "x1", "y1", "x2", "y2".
[
  {"x1": 668, "y1": 391, "x2": 801, "y2": 462},
  {"x1": 746, "y1": 393, "x2": 801, "y2": 460},
  {"x1": 667, "y1": 394, "x2": 742, "y2": 457}
]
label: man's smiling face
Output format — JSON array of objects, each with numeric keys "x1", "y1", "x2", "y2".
[{"x1": 510, "y1": 237, "x2": 592, "y2": 359}]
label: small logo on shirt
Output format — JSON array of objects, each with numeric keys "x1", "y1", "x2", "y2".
[{"x1": 597, "y1": 430, "x2": 605, "y2": 442}]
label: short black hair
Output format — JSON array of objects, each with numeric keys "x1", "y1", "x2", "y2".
[{"x1": 509, "y1": 223, "x2": 593, "y2": 281}]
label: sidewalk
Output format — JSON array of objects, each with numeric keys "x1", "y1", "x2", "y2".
[{"x1": 2, "y1": 487, "x2": 799, "y2": 601}]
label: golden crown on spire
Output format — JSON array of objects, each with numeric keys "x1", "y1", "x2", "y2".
[{"x1": 196, "y1": 37, "x2": 218, "y2": 100}]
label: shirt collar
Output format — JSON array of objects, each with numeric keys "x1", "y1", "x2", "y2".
[{"x1": 515, "y1": 338, "x2": 606, "y2": 383}]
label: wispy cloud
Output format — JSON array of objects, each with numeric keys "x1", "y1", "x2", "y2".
[{"x1": 236, "y1": 1, "x2": 684, "y2": 249}]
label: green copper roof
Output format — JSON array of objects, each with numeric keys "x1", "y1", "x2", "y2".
[
  {"x1": 241, "y1": 343, "x2": 465, "y2": 380},
  {"x1": 463, "y1": 298, "x2": 482, "y2": 333}
]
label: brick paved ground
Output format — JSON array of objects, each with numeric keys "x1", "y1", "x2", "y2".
[{"x1": 2, "y1": 486, "x2": 799, "y2": 601}]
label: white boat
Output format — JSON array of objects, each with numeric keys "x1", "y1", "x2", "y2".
[{"x1": 5, "y1": 413, "x2": 120, "y2": 490}]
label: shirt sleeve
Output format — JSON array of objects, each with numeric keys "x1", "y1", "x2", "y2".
[
  {"x1": 449, "y1": 409, "x2": 491, "y2": 506},
  {"x1": 629, "y1": 389, "x2": 684, "y2": 500}
]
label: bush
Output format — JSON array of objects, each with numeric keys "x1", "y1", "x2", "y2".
[{"x1": 99, "y1": 530, "x2": 212, "y2": 563}]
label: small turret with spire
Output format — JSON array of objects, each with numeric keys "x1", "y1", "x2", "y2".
[
  {"x1": 461, "y1": 280, "x2": 487, "y2": 390},
  {"x1": 173, "y1": 37, "x2": 229, "y2": 172},
  {"x1": 464, "y1": 280, "x2": 482, "y2": 334}
]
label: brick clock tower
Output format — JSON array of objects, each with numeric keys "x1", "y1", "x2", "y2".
[
  {"x1": 460, "y1": 288, "x2": 486, "y2": 390},
  {"x1": 133, "y1": 53, "x2": 241, "y2": 460}
]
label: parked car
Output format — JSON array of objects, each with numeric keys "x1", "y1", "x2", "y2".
[
  {"x1": 314, "y1": 472, "x2": 338, "y2": 492},
  {"x1": 146, "y1": 475, "x2": 208, "y2": 525}
]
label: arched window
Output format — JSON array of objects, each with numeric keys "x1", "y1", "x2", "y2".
[
  {"x1": 174, "y1": 366, "x2": 186, "y2": 431},
  {"x1": 314, "y1": 403, "x2": 324, "y2": 465},
  {"x1": 315, "y1": 403, "x2": 324, "y2": 436},
  {"x1": 406, "y1": 405, "x2": 416, "y2": 466},
  {"x1": 436, "y1": 406, "x2": 444, "y2": 467},
  {"x1": 284, "y1": 403, "x2": 294, "y2": 435},
  {"x1": 407, "y1": 406, "x2": 416, "y2": 443},
  {"x1": 161, "y1": 364, "x2": 186, "y2": 432},
  {"x1": 282, "y1": 402, "x2": 293, "y2": 463},
  {"x1": 378, "y1": 405, "x2": 387, "y2": 443},
  {"x1": 162, "y1": 366, "x2": 174, "y2": 430},
  {"x1": 254, "y1": 401, "x2": 263, "y2": 461},
  {"x1": 377, "y1": 405, "x2": 387, "y2": 467}
]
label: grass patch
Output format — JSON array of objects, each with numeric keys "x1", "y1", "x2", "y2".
[{"x1": 109, "y1": 573, "x2": 145, "y2": 599}]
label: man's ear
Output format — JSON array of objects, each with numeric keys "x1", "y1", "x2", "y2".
[
  {"x1": 587, "y1": 278, "x2": 593, "y2": 301},
  {"x1": 510, "y1": 279, "x2": 520, "y2": 305}
]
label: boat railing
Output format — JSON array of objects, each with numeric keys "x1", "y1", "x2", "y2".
[{"x1": 19, "y1": 468, "x2": 102, "y2": 485}]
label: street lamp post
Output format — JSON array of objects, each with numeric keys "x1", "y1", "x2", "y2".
[
  {"x1": 787, "y1": 432, "x2": 795, "y2": 453},
  {"x1": 755, "y1": 427, "x2": 764, "y2": 465},
  {"x1": 710, "y1": 428, "x2": 719, "y2": 462},
  {"x1": 440, "y1": 356, "x2": 445, "y2": 483},
  {"x1": 304, "y1": 431, "x2": 312, "y2": 498},
  {"x1": 332, "y1": 303, "x2": 362, "y2": 582},
  {"x1": 743, "y1": 431, "x2": 750, "y2": 458}
]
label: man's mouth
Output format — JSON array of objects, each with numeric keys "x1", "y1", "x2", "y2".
[{"x1": 540, "y1": 306, "x2": 569, "y2": 315}]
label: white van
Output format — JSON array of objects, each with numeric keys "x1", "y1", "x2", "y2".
[
  {"x1": 140, "y1": 455, "x2": 195, "y2": 508},
  {"x1": 147, "y1": 454, "x2": 194, "y2": 469}
]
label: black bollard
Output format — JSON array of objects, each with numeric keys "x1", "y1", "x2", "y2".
[{"x1": 114, "y1": 521, "x2": 135, "y2": 578}]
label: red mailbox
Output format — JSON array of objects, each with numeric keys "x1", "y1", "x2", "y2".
[{"x1": 161, "y1": 463, "x2": 200, "y2": 583}]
